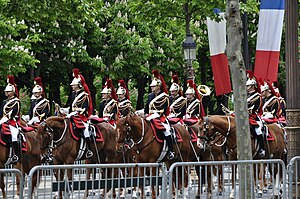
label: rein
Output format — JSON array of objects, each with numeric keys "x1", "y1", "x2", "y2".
[
  {"x1": 125, "y1": 117, "x2": 155, "y2": 153},
  {"x1": 204, "y1": 116, "x2": 233, "y2": 148},
  {"x1": 43, "y1": 119, "x2": 69, "y2": 149}
]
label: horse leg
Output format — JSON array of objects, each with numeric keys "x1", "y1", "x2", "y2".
[
  {"x1": 217, "y1": 165, "x2": 223, "y2": 195},
  {"x1": 273, "y1": 165, "x2": 281, "y2": 196},
  {"x1": 0, "y1": 174, "x2": 5, "y2": 199},
  {"x1": 230, "y1": 164, "x2": 236, "y2": 199}
]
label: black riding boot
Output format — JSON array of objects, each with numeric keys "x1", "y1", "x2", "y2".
[
  {"x1": 165, "y1": 135, "x2": 175, "y2": 160},
  {"x1": 11, "y1": 142, "x2": 19, "y2": 163},
  {"x1": 85, "y1": 138, "x2": 93, "y2": 159},
  {"x1": 257, "y1": 134, "x2": 265, "y2": 157}
]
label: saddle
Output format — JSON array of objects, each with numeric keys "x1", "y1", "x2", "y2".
[
  {"x1": 0, "y1": 125, "x2": 27, "y2": 152},
  {"x1": 250, "y1": 125, "x2": 275, "y2": 141},
  {"x1": 183, "y1": 118, "x2": 198, "y2": 126},
  {"x1": 149, "y1": 120, "x2": 183, "y2": 143},
  {"x1": 69, "y1": 120, "x2": 104, "y2": 142}
]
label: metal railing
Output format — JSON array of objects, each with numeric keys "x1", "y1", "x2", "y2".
[{"x1": 0, "y1": 158, "x2": 295, "y2": 198}]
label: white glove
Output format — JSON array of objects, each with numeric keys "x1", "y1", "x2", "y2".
[
  {"x1": 167, "y1": 114, "x2": 176, "y2": 119},
  {"x1": 28, "y1": 116, "x2": 40, "y2": 125},
  {"x1": 60, "y1": 108, "x2": 70, "y2": 115},
  {"x1": 135, "y1": 109, "x2": 145, "y2": 117},
  {"x1": 66, "y1": 112, "x2": 77, "y2": 118},
  {"x1": 146, "y1": 112, "x2": 160, "y2": 121},
  {"x1": 262, "y1": 112, "x2": 274, "y2": 119},
  {"x1": 22, "y1": 115, "x2": 30, "y2": 122},
  {"x1": 0, "y1": 116, "x2": 9, "y2": 125}
]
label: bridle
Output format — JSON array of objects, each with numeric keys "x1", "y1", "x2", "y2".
[
  {"x1": 40, "y1": 119, "x2": 68, "y2": 149},
  {"x1": 202, "y1": 116, "x2": 232, "y2": 147},
  {"x1": 123, "y1": 117, "x2": 146, "y2": 149}
]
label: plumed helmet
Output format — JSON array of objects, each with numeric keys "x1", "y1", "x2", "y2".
[
  {"x1": 32, "y1": 77, "x2": 44, "y2": 93},
  {"x1": 261, "y1": 80, "x2": 277, "y2": 96},
  {"x1": 70, "y1": 68, "x2": 82, "y2": 86},
  {"x1": 169, "y1": 75, "x2": 180, "y2": 92},
  {"x1": 101, "y1": 79, "x2": 118, "y2": 100},
  {"x1": 246, "y1": 70, "x2": 257, "y2": 87},
  {"x1": 4, "y1": 76, "x2": 19, "y2": 97},
  {"x1": 185, "y1": 80, "x2": 195, "y2": 95},
  {"x1": 116, "y1": 80, "x2": 130, "y2": 99},
  {"x1": 150, "y1": 70, "x2": 168, "y2": 93},
  {"x1": 185, "y1": 79, "x2": 201, "y2": 100}
]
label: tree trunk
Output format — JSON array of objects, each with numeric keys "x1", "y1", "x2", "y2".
[
  {"x1": 226, "y1": 0, "x2": 253, "y2": 197},
  {"x1": 136, "y1": 76, "x2": 147, "y2": 110}
]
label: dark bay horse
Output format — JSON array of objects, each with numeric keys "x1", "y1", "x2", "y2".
[
  {"x1": 200, "y1": 115, "x2": 286, "y2": 198},
  {"x1": 37, "y1": 116, "x2": 118, "y2": 199},
  {"x1": 116, "y1": 113, "x2": 211, "y2": 198},
  {"x1": 0, "y1": 128, "x2": 42, "y2": 199}
]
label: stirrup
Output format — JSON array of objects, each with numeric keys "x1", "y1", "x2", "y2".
[
  {"x1": 258, "y1": 149, "x2": 265, "y2": 157},
  {"x1": 167, "y1": 151, "x2": 175, "y2": 160},
  {"x1": 86, "y1": 150, "x2": 93, "y2": 159},
  {"x1": 11, "y1": 155, "x2": 19, "y2": 163}
]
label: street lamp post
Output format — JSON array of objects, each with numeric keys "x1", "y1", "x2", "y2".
[{"x1": 182, "y1": 34, "x2": 197, "y2": 80}]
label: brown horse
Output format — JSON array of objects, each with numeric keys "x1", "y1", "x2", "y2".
[
  {"x1": 200, "y1": 115, "x2": 286, "y2": 198},
  {"x1": 37, "y1": 116, "x2": 118, "y2": 199},
  {"x1": 116, "y1": 113, "x2": 212, "y2": 198},
  {"x1": 0, "y1": 128, "x2": 42, "y2": 199}
]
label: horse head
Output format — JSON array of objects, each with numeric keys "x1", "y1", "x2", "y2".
[
  {"x1": 200, "y1": 116, "x2": 236, "y2": 143},
  {"x1": 37, "y1": 116, "x2": 67, "y2": 152},
  {"x1": 116, "y1": 113, "x2": 145, "y2": 150}
]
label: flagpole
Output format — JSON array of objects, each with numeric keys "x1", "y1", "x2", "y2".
[{"x1": 241, "y1": 0, "x2": 250, "y2": 70}]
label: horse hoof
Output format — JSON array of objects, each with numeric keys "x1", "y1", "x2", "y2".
[
  {"x1": 263, "y1": 189, "x2": 268, "y2": 194},
  {"x1": 257, "y1": 192, "x2": 263, "y2": 198},
  {"x1": 268, "y1": 184, "x2": 273, "y2": 189},
  {"x1": 146, "y1": 192, "x2": 151, "y2": 197},
  {"x1": 218, "y1": 191, "x2": 223, "y2": 196},
  {"x1": 195, "y1": 196, "x2": 200, "y2": 199}
]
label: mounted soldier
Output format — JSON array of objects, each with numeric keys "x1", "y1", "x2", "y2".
[
  {"x1": 0, "y1": 76, "x2": 21, "y2": 163},
  {"x1": 99, "y1": 79, "x2": 119, "y2": 126},
  {"x1": 24, "y1": 77, "x2": 50, "y2": 125},
  {"x1": 116, "y1": 80, "x2": 132, "y2": 118},
  {"x1": 260, "y1": 80, "x2": 281, "y2": 121},
  {"x1": 60, "y1": 68, "x2": 94, "y2": 158},
  {"x1": 144, "y1": 70, "x2": 175, "y2": 160},
  {"x1": 168, "y1": 75, "x2": 186, "y2": 120},
  {"x1": 184, "y1": 80, "x2": 205, "y2": 120},
  {"x1": 246, "y1": 71, "x2": 265, "y2": 157},
  {"x1": 272, "y1": 81, "x2": 287, "y2": 126}
]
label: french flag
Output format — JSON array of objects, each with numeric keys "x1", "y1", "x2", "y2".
[
  {"x1": 207, "y1": 11, "x2": 232, "y2": 96},
  {"x1": 254, "y1": 0, "x2": 285, "y2": 82}
]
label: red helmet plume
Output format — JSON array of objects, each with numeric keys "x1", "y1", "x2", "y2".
[
  {"x1": 151, "y1": 70, "x2": 168, "y2": 94},
  {"x1": 117, "y1": 79, "x2": 130, "y2": 100},
  {"x1": 6, "y1": 75, "x2": 19, "y2": 98}
]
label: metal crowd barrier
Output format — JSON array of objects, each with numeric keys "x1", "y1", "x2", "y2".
[
  {"x1": 0, "y1": 168, "x2": 24, "y2": 198},
  {"x1": 27, "y1": 163, "x2": 167, "y2": 198},
  {"x1": 168, "y1": 159, "x2": 286, "y2": 199},
  {"x1": 0, "y1": 158, "x2": 292, "y2": 198},
  {"x1": 288, "y1": 156, "x2": 300, "y2": 198}
]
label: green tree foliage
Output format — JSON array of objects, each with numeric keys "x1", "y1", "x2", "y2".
[{"x1": 0, "y1": 0, "x2": 289, "y2": 114}]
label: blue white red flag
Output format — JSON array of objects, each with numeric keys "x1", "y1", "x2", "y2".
[
  {"x1": 207, "y1": 12, "x2": 232, "y2": 96},
  {"x1": 254, "y1": 0, "x2": 285, "y2": 82}
]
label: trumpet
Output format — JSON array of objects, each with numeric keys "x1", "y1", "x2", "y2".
[{"x1": 197, "y1": 84, "x2": 211, "y2": 96}]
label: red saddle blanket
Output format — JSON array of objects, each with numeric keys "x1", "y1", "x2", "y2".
[
  {"x1": 168, "y1": 118, "x2": 182, "y2": 125},
  {"x1": 150, "y1": 121, "x2": 183, "y2": 143},
  {"x1": 69, "y1": 122, "x2": 104, "y2": 142},
  {"x1": 0, "y1": 130, "x2": 27, "y2": 152},
  {"x1": 187, "y1": 127, "x2": 197, "y2": 142},
  {"x1": 263, "y1": 118, "x2": 278, "y2": 124},
  {"x1": 183, "y1": 118, "x2": 198, "y2": 126},
  {"x1": 266, "y1": 130, "x2": 275, "y2": 141}
]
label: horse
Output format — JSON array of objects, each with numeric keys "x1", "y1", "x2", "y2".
[
  {"x1": 200, "y1": 115, "x2": 286, "y2": 198},
  {"x1": 0, "y1": 126, "x2": 42, "y2": 199},
  {"x1": 116, "y1": 113, "x2": 212, "y2": 199},
  {"x1": 37, "y1": 116, "x2": 118, "y2": 199}
]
